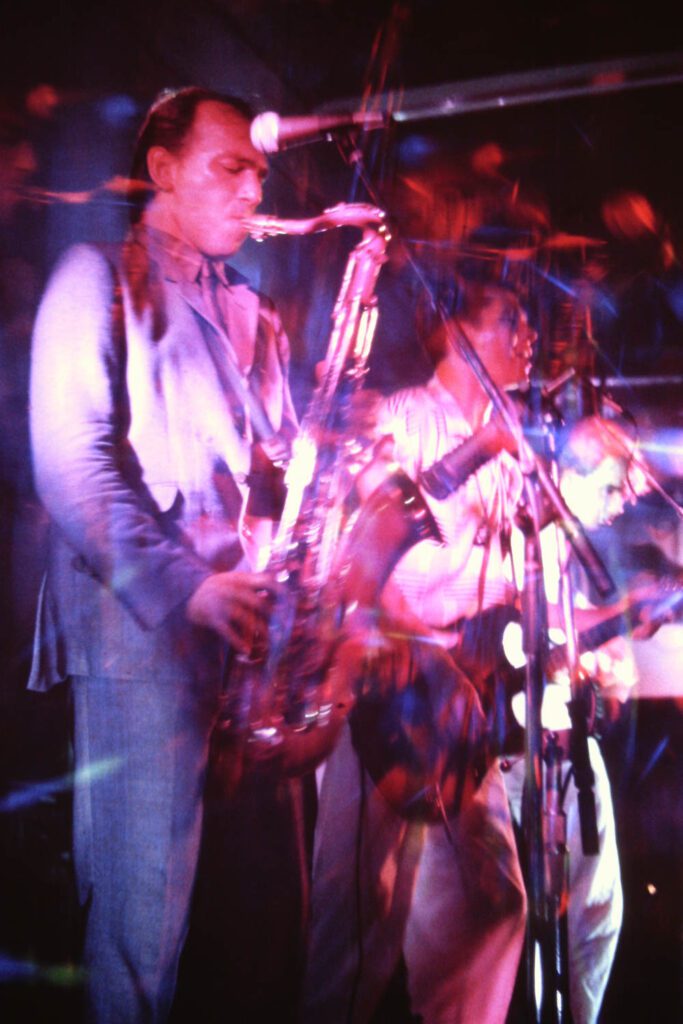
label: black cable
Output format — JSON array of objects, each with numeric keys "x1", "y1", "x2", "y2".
[{"x1": 345, "y1": 755, "x2": 367, "y2": 1024}]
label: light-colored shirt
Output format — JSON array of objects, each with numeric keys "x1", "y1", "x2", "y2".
[{"x1": 377, "y1": 375, "x2": 523, "y2": 630}]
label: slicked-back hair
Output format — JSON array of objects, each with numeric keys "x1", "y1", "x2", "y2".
[
  {"x1": 424, "y1": 276, "x2": 521, "y2": 365},
  {"x1": 128, "y1": 86, "x2": 256, "y2": 222}
]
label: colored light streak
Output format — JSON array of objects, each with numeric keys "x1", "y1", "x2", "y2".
[{"x1": 0, "y1": 756, "x2": 123, "y2": 813}]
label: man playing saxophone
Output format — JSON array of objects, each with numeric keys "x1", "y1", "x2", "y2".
[{"x1": 28, "y1": 87, "x2": 302, "y2": 1023}]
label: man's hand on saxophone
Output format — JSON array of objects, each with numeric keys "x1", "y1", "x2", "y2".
[{"x1": 185, "y1": 570, "x2": 281, "y2": 654}]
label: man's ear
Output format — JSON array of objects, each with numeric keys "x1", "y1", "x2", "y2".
[
  {"x1": 146, "y1": 146, "x2": 177, "y2": 192},
  {"x1": 559, "y1": 467, "x2": 580, "y2": 498},
  {"x1": 559, "y1": 468, "x2": 591, "y2": 521}
]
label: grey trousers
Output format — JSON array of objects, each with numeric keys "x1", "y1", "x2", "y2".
[{"x1": 72, "y1": 674, "x2": 218, "y2": 1024}]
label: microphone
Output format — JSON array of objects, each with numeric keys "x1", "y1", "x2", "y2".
[{"x1": 250, "y1": 109, "x2": 387, "y2": 154}]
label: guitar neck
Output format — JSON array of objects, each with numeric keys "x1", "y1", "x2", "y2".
[
  {"x1": 546, "y1": 578, "x2": 683, "y2": 676},
  {"x1": 546, "y1": 609, "x2": 633, "y2": 676}
]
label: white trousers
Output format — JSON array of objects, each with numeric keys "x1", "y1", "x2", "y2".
[
  {"x1": 301, "y1": 723, "x2": 526, "y2": 1024},
  {"x1": 501, "y1": 737, "x2": 623, "y2": 1024}
]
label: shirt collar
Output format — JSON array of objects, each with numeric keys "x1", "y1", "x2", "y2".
[
  {"x1": 429, "y1": 366, "x2": 497, "y2": 430},
  {"x1": 132, "y1": 223, "x2": 230, "y2": 286},
  {"x1": 427, "y1": 371, "x2": 470, "y2": 425}
]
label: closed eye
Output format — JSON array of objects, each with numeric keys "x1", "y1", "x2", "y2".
[{"x1": 220, "y1": 162, "x2": 268, "y2": 184}]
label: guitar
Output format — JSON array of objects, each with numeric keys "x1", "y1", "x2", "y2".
[{"x1": 453, "y1": 569, "x2": 683, "y2": 748}]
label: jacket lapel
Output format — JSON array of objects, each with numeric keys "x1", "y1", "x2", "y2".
[
  {"x1": 222, "y1": 278, "x2": 259, "y2": 372},
  {"x1": 159, "y1": 283, "x2": 253, "y2": 499},
  {"x1": 174, "y1": 273, "x2": 259, "y2": 372}
]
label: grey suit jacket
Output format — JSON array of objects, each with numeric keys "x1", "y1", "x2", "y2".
[{"x1": 28, "y1": 235, "x2": 297, "y2": 689}]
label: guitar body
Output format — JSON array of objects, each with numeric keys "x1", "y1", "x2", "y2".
[{"x1": 339, "y1": 632, "x2": 489, "y2": 822}]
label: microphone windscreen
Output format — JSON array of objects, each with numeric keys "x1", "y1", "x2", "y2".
[{"x1": 250, "y1": 111, "x2": 280, "y2": 154}]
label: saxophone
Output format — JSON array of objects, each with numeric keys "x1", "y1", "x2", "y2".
[{"x1": 212, "y1": 203, "x2": 441, "y2": 786}]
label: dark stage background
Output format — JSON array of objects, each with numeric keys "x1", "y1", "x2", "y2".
[{"x1": 1, "y1": 2, "x2": 682, "y2": 1021}]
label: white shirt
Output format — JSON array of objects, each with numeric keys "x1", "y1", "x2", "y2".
[{"x1": 377, "y1": 375, "x2": 523, "y2": 629}]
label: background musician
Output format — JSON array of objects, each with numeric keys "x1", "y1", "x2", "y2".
[{"x1": 501, "y1": 414, "x2": 644, "y2": 1024}]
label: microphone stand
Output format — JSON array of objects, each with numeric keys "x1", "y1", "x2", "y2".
[
  {"x1": 516, "y1": 480, "x2": 556, "y2": 1022},
  {"x1": 543, "y1": 410, "x2": 599, "y2": 864},
  {"x1": 443, "y1": 319, "x2": 612, "y2": 1022}
]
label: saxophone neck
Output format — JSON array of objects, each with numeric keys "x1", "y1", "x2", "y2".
[{"x1": 243, "y1": 202, "x2": 387, "y2": 240}]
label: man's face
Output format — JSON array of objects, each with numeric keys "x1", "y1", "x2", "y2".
[
  {"x1": 156, "y1": 100, "x2": 268, "y2": 258},
  {"x1": 561, "y1": 455, "x2": 630, "y2": 529},
  {"x1": 469, "y1": 291, "x2": 536, "y2": 390}
]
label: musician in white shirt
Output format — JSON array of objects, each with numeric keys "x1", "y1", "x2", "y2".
[{"x1": 301, "y1": 278, "x2": 533, "y2": 1024}]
